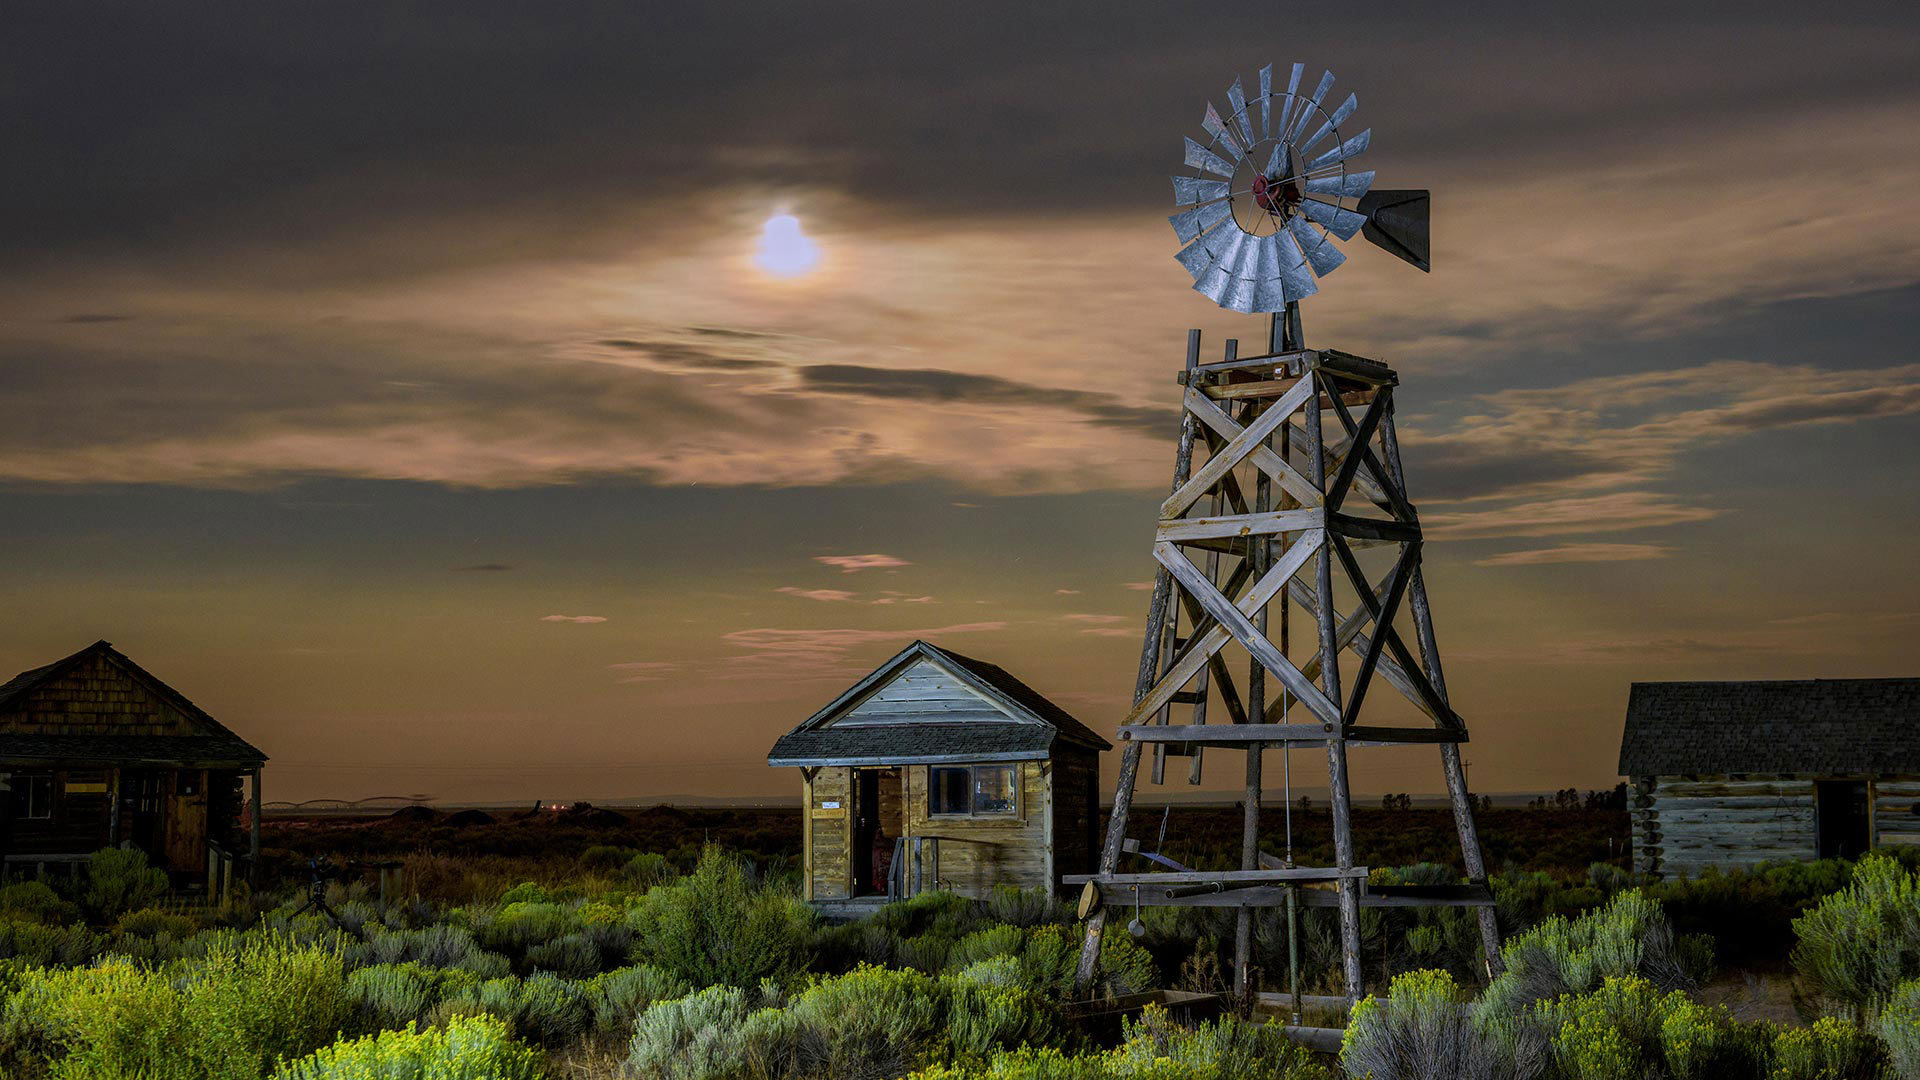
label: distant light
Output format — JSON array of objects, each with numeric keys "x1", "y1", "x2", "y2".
[{"x1": 754, "y1": 214, "x2": 820, "y2": 277}]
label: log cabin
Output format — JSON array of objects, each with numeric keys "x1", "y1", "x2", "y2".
[
  {"x1": 1620, "y1": 678, "x2": 1920, "y2": 878},
  {"x1": 0, "y1": 641, "x2": 266, "y2": 893},
  {"x1": 767, "y1": 641, "x2": 1109, "y2": 914}
]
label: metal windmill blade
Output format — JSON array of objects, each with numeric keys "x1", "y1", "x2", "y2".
[{"x1": 1169, "y1": 63, "x2": 1432, "y2": 312}]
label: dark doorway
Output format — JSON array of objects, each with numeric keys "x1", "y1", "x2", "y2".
[
  {"x1": 1816, "y1": 780, "x2": 1871, "y2": 860},
  {"x1": 851, "y1": 769, "x2": 879, "y2": 896},
  {"x1": 124, "y1": 770, "x2": 167, "y2": 864}
]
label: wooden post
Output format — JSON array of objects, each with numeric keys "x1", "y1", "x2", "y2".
[
  {"x1": 1306, "y1": 368, "x2": 1363, "y2": 1000},
  {"x1": 248, "y1": 767, "x2": 261, "y2": 886},
  {"x1": 1236, "y1": 331, "x2": 1268, "y2": 997},
  {"x1": 1378, "y1": 403, "x2": 1503, "y2": 975},
  {"x1": 1076, "y1": 329, "x2": 1203, "y2": 992}
]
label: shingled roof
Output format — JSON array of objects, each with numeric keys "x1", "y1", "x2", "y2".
[
  {"x1": 0, "y1": 640, "x2": 267, "y2": 766},
  {"x1": 767, "y1": 641, "x2": 1108, "y2": 767},
  {"x1": 1619, "y1": 679, "x2": 1920, "y2": 777}
]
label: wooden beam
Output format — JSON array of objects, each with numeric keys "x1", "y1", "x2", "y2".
[
  {"x1": 1327, "y1": 513, "x2": 1421, "y2": 544},
  {"x1": 1065, "y1": 867, "x2": 1370, "y2": 886},
  {"x1": 1121, "y1": 723, "x2": 1330, "y2": 743},
  {"x1": 1157, "y1": 508, "x2": 1323, "y2": 544},
  {"x1": 1162, "y1": 378, "x2": 1316, "y2": 519}
]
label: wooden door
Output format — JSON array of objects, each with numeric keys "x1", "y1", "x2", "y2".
[{"x1": 163, "y1": 769, "x2": 207, "y2": 872}]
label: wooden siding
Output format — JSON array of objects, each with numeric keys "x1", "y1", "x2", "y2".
[
  {"x1": 807, "y1": 767, "x2": 852, "y2": 901},
  {"x1": 833, "y1": 659, "x2": 1024, "y2": 726},
  {"x1": 1878, "y1": 780, "x2": 1920, "y2": 848},
  {"x1": 1049, "y1": 747, "x2": 1101, "y2": 885},
  {"x1": 0, "y1": 652, "x2": 201, "y2": 736},
  {"x1": 903, "y1": 761, "x2": 1050, "y2": 897},
  {"x1": 1632, "y1": 774, "x2": 1920, "y2": 877}
]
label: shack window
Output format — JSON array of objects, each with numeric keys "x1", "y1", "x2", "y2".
[
  {"x1": 12, "y1": 774, "x2": 53, "y2": 820},
  {"x1": 928, "y1": 765, "x2": 1018, "y2": 817}
]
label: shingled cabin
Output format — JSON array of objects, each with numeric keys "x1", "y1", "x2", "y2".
[
  {"x1": 767, "y1": 641, "x2": 1109, "y2": 914},
  {"x1": 0, "y1": 641, "x2": 266, "y2": 894},
  {"x1": 1620, "y1": 679, "x2": 1920, "y2": 878}
]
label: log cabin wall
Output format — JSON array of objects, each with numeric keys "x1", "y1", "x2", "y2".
[
  {"x1": 1876, "y1": 780, "x2": 1920, "y2": 849},
  {"x1": 903, "y1": 761, "x2": 1050, "y2": 897},
  {"x1": 1630, "y1": 775, "x2": 1816, "y2": 877},
  {"x1": 1632, "y1": 774, "x2": 1920, "y2": 877}
]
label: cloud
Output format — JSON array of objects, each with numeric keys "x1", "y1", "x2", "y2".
[
  {"x1": 716, "y1": 621, "x2": 1009, "y2": 682},
  {"x1": 60, "y1": 313, "x2": 135, "y2": 323},
  {"x1": 776, "y1": 586, "x2": 858, "y2": 602},
  {"x1": 1078, "y1": 627, "x2": 1138, "y2": 638},
  {"x1": 608, "y1": 661, "x2": 681, "y2": 683},
  {"x1": 1054, "y1": 589, "x2": 1081, "y2": 595},
  {"x1": 452, "y1": 562, "x2": 514, "y2": 572},
  {"x1": 594, "y1": 339, "x2": 780, "y2": 372},
  {"x1": 1473, "y1": 544, "x2": 1675, "y2": 567},
  {"x1": 1121, "y1": 582, "x2": 1156, "y2": 591},
  {"x1": 1061, "y1": 614, "x2": 1127, "y2": 625},
  {"x1": 871, "y1": 593, "x2": 935, "y2": 605},
  {"x1": 539, "y1": 614, "x2": 607, "y2": 623},
  {"x1": 815, "y1": 554, "x2": 909, "y2": 573},
  {"x1": 1423, "y1": 492, "x2": 1722, "y2": 541}
]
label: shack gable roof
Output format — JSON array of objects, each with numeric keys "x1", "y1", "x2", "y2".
[
  {"x1": 767, "y1": 641, "x2": 1109, "y2": 766},
  {"x1": 1619, "y1": 678, "x2": 1920, "y2": 777},
  {"x1": 0, "y1": 640, "x2": 267, "y2": 766}
]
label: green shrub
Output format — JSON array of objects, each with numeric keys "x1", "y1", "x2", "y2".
[
  {"x1": 1341, "y1": 968, "x2": 1541, "y2": 1080},
  {"x1": 0, "y1": 881, "x2": 80, "y2": 924},
  {"x1": 1481, "y1": 891, "x2": 1708, "y2": 1016},
  {"x1": 115, "y1": 907, "x2": 201, "y2": 939},
  {"x1": 343, "y1": 962, "x2": 479, "y2": 1034},
  {"x1": 498, "y1": 881, "x2": 550, "y2": 905},
  {"x1": 1876, "y1": 979, "x2": 1920, "y2": 1080},
  {"x1": 584, "y1": 963, "x2": 691, "y2": 1038},
  {"x1": 1792, "y1": 854, "x2": 1920, "y2": 1016},
  {"x1": 353, "y1": 924, "x2": 510, "y2": 978},
  {"x1": 748, "y1": 965, "x2": 949, "y2": 1078},
  {"x1": 627, "y1": 983, "x2": 770, "y2": 1080},
  {"x1": 1768, "y1": 1016, "x2": 1888, "y2": 1080},
  {"x1": 1, "y1": 933, "x2": 348, "y2": 1080},
  {"x1": 0, "y1": 917, "x2": 103, "y2": 966},
  {"x1": 580, "y1": 845, "x2": 641, "y2": 874},
  {"x1": 629, "y1": 846, "x2": 816, "y2": 989},
  {"x1": 622, "y1": 852, "x2": 678, "y2": 888},
  {"x1": 525, "y1": 930, "x2": 601, "y2": 978},
  {"x1": 943, "y1": 975, "x2": 1060, "y2": 1060},
  {"x1": 1534, "y1": 974, "x2": 1766, "y2": 1080},
  {"x1": 985, "y1": 886, "x2": 1070, "y2": 929},
  {"x1": 442, "y1": 971, "x2": 589, "y2": 1047},
  {"x1": 1108, "y1": 1003, "x2": 1330, "y2": 1079},
  {"x1": 271, "y1": 1015, "x2": 543, "y2": 1080},
  {"x1": 81, "y1": 847, "x2": 169, "y2": 918}
]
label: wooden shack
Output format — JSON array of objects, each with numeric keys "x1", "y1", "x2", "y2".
[
  {"x1": 767, "y1": 640, "x2": 1109, "y2": 911},
  {"x1": 1620, "y1": 679, "x2": 1920, "y2": 878},
  {"x1": 0, "y1": 640, "x2": 266, "y2": 891}
]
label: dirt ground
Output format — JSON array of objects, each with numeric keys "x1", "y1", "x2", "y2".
[{"x1": 1695, "y1": 970, "x2": 1804, "y2": 1025}]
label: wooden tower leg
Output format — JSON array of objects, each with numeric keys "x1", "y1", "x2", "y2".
[
  {"x1": 1305, "y1": 369, "x2": 1363, "y2": 1001},
  {"x1": 1378, "y1": 403, "x2": 1503, "y2": 975},
  {"x1": 1075, "y1": 330, "x2": 1203, "y2": 992}
]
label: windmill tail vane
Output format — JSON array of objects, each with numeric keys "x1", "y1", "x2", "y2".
[{"x1": 1171, "y1": 62, "x2": 1431, "y2": 313}]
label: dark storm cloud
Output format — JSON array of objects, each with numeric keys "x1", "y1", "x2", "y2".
[
  {"x1": 5, "y1": 3, "x2": 1915, "y2": 272},
  {"x1": 798, "y1": 364, "x2": 1168, "y2": 435},
  {"x1": 596, "y1": 340, "x2": 780, "y2": 372}
]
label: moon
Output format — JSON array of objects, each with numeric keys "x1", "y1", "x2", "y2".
[{"x1": 754, "y1": 213, "x2": 820, "y2": 278}]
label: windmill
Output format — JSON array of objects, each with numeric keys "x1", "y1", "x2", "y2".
[{"x1": 1067, "y1": 63, "x2": 1498, "y2": 1007}]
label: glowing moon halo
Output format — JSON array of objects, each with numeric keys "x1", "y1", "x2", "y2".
[{"x1": 753, "y1": 213, "x2": 821, "y2": 277}]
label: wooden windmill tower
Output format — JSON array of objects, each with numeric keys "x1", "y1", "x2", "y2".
[{"x1": 1068, "y1": 63, "x2": 1500, "y2": 1004}]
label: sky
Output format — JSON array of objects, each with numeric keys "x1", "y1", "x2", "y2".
[{"x1": 3, "y1": 3, "x2": 1917, "y2": 805}]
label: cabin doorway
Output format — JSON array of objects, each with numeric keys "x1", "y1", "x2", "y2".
[
  {"x1": 124, "y1": 770, "x2": 168, "y2": 865},
  {"x1": 851, "y1": 767, "x2": 905, "y2": 896},
  {"x1": 1816, "y1": 780, "x2": 1871, "y2": 860}
]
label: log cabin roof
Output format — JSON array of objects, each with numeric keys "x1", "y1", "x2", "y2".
[
  {"x1": 0, "y1": 640, "x2": 267, "y2": 766},
  {"x1": 767, "y1": 640, "x2": 1109, "y2": 766},
  {"x1": 1619, "y1": 678, "x2": 1920, "y2": 776}
]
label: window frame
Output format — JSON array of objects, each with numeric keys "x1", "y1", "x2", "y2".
[
  {"x1": 926, "y1": 763, "x2": 1021, "y2": 819},
  {"x1": 16, "y1": 774, "x2": 53, "y2": 820}
]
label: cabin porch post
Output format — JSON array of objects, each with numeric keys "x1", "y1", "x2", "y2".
[{"x1": 248, "y1": 767, "x2": 261, "y2": 885}]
